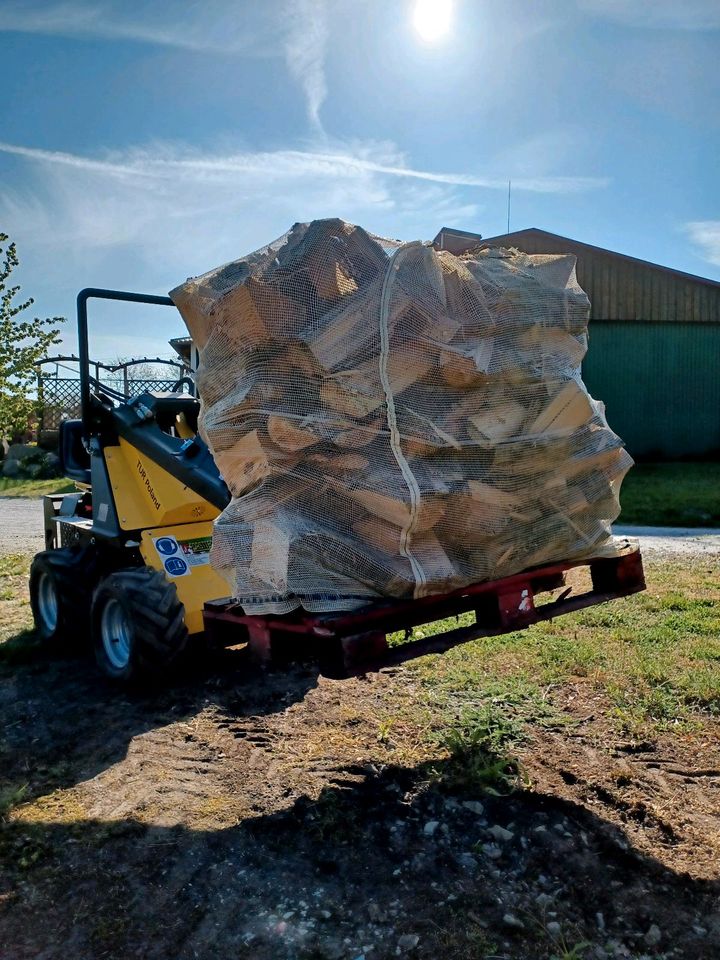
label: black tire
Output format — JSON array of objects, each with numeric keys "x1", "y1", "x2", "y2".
[
  {"x1": 29, "y1": 547, "x2": 99, "y2": 647},
  {"x1": 91, "y1": 567, "x2": 188, "y2": 681}
]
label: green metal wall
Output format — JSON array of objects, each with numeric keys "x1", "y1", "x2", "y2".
[{"x1": 582, "y1": 322, "x2": 720, "y2": 459}]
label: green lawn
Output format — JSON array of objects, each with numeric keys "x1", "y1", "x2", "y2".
[
  {"x1": 0, "y1": 477, "x2": 76, "y2": 498},
  {"x1": 393, "y1": 559, "x2": 720, "y2": 746},
  {"x1": 619, "y1": 461, "x2": 720, "y2": 527}
]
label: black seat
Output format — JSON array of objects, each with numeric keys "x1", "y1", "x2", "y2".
[{"x1": 59, "y1": 419, "x2": 91, "y2": 484}]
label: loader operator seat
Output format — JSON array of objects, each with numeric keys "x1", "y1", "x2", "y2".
[{"x1": 59, "y1": 419, "x2": 92, "y2": 485}]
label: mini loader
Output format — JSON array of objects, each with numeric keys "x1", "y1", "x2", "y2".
[{"x1": 29, "y1": 289, "x2": 646, "y2": 684}]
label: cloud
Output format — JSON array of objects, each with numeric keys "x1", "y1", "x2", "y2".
[
  {"x1": 0, "y1": 140, "x2": 608, "y2": 195},
  {"x1": 283, "y1": 0, "x2": 329, "y2": 132},
  {"x1": 579, "y1": 0, "x2": 720, "y2": 31},
  {"x1": 0, "y1": 136, "x2": 607, "y2": 355},
  {"x1": 0, "y1": 0, "x2": 275, "y2": 53},
  {"x1": 685, "y1": 221, "x2": 720, "y2": 266}
]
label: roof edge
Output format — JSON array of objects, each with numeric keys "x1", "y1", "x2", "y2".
[{"x1": 480, "y1": 228, "x2": 720, "y2": 290}]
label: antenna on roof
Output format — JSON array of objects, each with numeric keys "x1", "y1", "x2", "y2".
[{"x1": 507, "y1": 180, "x2": 511, "y2": 235}]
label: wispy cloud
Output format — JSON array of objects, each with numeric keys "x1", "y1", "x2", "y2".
[
  {"x1": 0, "y1": 140, "x2": 608, "y2": 194},
  {"x1": 685, "y1": 221, "x2": 720, "y2": 266},
  {"x1": 0, "y1": 0, "x2": 274, "y2": 53},
  {"x1": 0, "y1": 136, "x2": 608, "y2": 354},
  {"x1": 579, "y1": 0, "x2": 720, "y2": 31},
  {"x1": 283, "y1": 0, "x2": 329, "y2": 133}
]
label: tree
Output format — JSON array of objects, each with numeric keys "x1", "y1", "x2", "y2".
[{"x1": 0, "y1": 232, "x2": 63, "y2": 442}]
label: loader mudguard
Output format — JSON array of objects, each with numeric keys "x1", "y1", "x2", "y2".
[{"x1": 111, "y1": 393, "x2": 231, "y2": 511}]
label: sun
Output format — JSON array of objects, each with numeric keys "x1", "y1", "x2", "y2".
[{"x1": 413, "y1": 0, "x2": 453, "y2": 42}]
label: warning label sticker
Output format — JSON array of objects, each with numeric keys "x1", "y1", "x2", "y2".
[{"x1": 153, "y1": 534, "x2": 211, "y2": 578}]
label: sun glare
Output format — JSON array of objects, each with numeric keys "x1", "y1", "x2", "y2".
[{"x1": 413, "y1": 0, "x2": 453, "y2": 42}]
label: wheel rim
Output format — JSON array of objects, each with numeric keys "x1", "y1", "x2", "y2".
[
  {"x1": 37, "y1": 572, "x2": 59, "y2": 635},
  {"x1": 100, "y1": 598, "x2": 132, "y2": 671}
]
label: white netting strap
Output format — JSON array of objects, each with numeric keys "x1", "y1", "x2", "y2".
[{"x1": 378, "y1": 243, "x2": 426, "y2": 597}]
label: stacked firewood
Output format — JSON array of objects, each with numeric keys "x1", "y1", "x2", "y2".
[{"x1": 171, "y1": 219, "x2": 632, "y2": 614}]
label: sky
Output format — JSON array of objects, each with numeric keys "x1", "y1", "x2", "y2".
[{"x1": 1, "y1": 0, "x2": 718, "y2": 361}]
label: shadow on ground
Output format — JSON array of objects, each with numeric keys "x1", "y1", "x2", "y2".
[{"x1": 1, "y1": 632, "x2": 719, "y2": 960}]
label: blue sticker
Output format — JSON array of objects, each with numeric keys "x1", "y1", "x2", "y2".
[
  {"x1": 155, "y1": 537, "x2": 178, "y2": 556},
  {"x1": 164, "y1": 556, "x2": 188, "y2": 577}
]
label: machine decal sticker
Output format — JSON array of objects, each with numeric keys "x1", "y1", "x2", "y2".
[
  {"x1": 177, "y1": 535, "x2": 212, "y2": 567},
  {"x1": 153, "y1": 534, "x2": 211, "y2": 575},
  {"x1": 155, "y1": 537, "x2": 179, "y2": 556},
  {"x1": 164, "y1": 556, "x2": 189, "y2": 577}
]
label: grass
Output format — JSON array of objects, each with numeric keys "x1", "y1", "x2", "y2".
[
  {"x1": 0, "y1": 554, "x2": 36, "y2": 653},
  {"x1": 0, "y1": 477, "x2": 76, "y2": 498},
  {"x1": 619, "y1": 461, "x2": 720, "y2": 527},
  {"x1": 1, "y1": 548, "x2": 718, "y2": 744},
  {"x1": 404, "y1": 559, "x2": 720, "y2": 741}
]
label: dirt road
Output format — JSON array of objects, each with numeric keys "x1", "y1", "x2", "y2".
[
  {"x1": 0, "y1": 497, "x2": 45, "y2": 553},
  {"x1": 2, "y1": 496, "x2": 719, "y2": 556}
]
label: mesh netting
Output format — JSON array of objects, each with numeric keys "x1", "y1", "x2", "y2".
[{"x1": 170, "y1": 219, "x2": 633, "y2": 614}]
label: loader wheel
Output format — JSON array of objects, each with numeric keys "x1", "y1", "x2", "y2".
[
  {"x1": 91, "y1": 568, "x2": 188, "y2": 681},
  {"x1": 29, "y1": 547, "x2": 99, "y2": 647}
]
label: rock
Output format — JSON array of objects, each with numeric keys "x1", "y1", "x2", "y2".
[
  {"x1": 6, "y1": 443, "x2": 37, "y2": 461},
  {"x1": 1, "y1": 458, "x2": 20, "y2": 478},
  {"x1": 644, "y1": 924, "x2": 661, "y2": 947},
  {"x1": 367, "y1": 902, "x2": 386, "y2": 922},
  {"x1": 44, "y1": 451, "x2": 61, "y2": 475},
  {"x1": 462, "y1": 800, "x2": 485, "y2": 816},
  {"x1": 488, "y1": 825, "x2": 514, "y2": 842},
  {"x1": 481, "y1": 843, "x2": 502, "y2": 859},
  {"x1": 457, "y1": 853, "x2": 478, "y2": 871},
  {"x1": 535, "y1": 893, "x2": 553, "y2": 909},
  {"x1": 424, "y1": 821, "x2": 440, "y2": 837},
  {"x1": 397, "y1": 933, "x2": 420, "y2": 952},
  {"x1": 502, "y1": 913, "x2": 525, "y2": 931},
  {"x1": 547, "y1": 921, "x2": 561, "y2": 937}
]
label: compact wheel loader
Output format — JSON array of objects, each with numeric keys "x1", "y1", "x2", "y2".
[
  {"x1": 29, "y1": 288, "x2": 646, "y2": 684},
  {"x1": 30, "y1": 289, "x2": 232, "y2": 681}
]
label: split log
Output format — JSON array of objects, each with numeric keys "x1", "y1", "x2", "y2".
[
  {"x1": 467, "y1": 401, "x2": 527, "y2": 442},
  {"x1": 529, "y1": 380, "x2": 595, "y2": 434},
  {"x1": 347, "y1": 488, "x2": 446, "y2": 532},
  {"x1": 249, "y1": 520, "x2": 290, "y2": 593},
  {"x1": 267, "y1": 415, "x2": 322, "y2": 452},
  {"x1": 209, "y1": 278, "x2": 306, "y2": 348}
]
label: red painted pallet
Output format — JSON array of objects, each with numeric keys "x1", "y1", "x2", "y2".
[{"x1": 203, "y1": 549, "x2": 645, "y2": 679}]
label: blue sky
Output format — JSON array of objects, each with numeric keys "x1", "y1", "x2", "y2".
[{"x1": 1, "y1": 0, "x2": 718, "y2": 360}]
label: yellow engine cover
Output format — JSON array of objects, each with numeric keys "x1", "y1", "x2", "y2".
[
  {"x1": 104, "y1": 439, "x2": 220, "y2": 530},
  {"x1": 140, "y1": 521, "x2": 231, "y2": 634}
]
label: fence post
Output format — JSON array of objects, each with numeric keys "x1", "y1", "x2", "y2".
[{"x1": 36, "y1": 367, "x2": 44, "y2": 441}]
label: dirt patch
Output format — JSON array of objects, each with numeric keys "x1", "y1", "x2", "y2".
[{"x1": 1, "y1": 639, "x2": 719, "y2": 960}]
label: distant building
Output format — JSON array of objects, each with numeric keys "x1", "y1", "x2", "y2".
[{"x1": 479, "y1": 228, "x2": 720, "y2": 459}]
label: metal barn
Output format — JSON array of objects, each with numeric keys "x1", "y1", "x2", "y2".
[{"x1": 481, "y1": 228, "x2": 720, "y2": 459}]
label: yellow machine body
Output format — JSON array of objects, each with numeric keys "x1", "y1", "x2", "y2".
[
  {"x1": 105, "y1": 439, "x2": 220, "y2": 530},
  {"x1": 104, "y1": 439, "x2": 230, "y2": 635}
]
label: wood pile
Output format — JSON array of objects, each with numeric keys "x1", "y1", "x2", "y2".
[{"x1": 171, "y1": 219, "x2": 632, "y2": 614}]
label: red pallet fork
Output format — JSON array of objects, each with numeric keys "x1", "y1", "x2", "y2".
[{"x1": 203, "y1": 549, "x2": 645, "y2": 679}]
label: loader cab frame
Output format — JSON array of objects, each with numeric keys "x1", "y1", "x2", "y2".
[{"x1": 32, "y1": 288, "x2": 232, "y2": 682}]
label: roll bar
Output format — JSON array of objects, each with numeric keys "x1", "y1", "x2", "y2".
[{"x1": 76, "y1": 288, "x2": 175, "y2": 438}]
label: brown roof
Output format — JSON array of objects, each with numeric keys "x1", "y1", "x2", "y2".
[{"x1": 481, "y1": 227, "x2": 720, "y2": 290}]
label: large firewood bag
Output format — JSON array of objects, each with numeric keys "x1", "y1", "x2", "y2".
[{"x1": 171, "y1": 219, "x2": 632, "y2": 614}]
